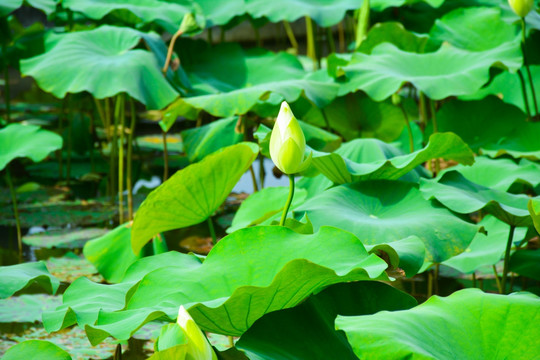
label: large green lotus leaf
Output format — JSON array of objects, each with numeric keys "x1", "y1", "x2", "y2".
[
  {"x1": 246, "y1": 0, "x2": 362, "y2": 27},
  {"x1": 297, "y1": 137, "x2": 429, "y2": 198},
  {"x1": 420, "y1": 171, "x2": 534, "y2": 227},
  {"x1": 443, "y1": 215, "x2": 528, "y2": 274},
  {"x1": 62, "y1": 0, "x2": 191, "y2": 32},
  {"x1": 186, "y1": 0, "x2": 244, "y2": 26},
  {"x1": 295, "y1": 180, "x2": 479, "y2": 263},
  {"x1": 426, "y1": 97, "x2": 527, "y2": 152},
  {"x1": 43, "y1": 251, "x2": 201, "y2": 334},
  {"x1": 227, "y1": 186, "x2": 308, "y2": 234},
  {"x1": 42, "y1": 277, "x2": 136, "y2": 333},
  {"x1": 0, "y1": 294, "x2": 61, "y2": 323},
  {"x1": 337, "y1": 41, "x2": 522, "y2": 101},
  {"x1": 164, "y1": 41, "x2": 339, "y2": 118},
  {"x1": 181, "y1": 116, "x2": 243, "y2": 162},
  {"x1": 481, "y1": 122, "x2": 540, "y2": 160},
  {"x1": 358, "y1": 22, "x2": 436, "y2": 54},
  {"x1": 0, "y1": 0, "x2": 57, "y2": 17},
  {"x1": 530, "y1": 198, "x2": 540, "y2": 234},
  {"x1": 237, "y1": 281, "x2": 417, "y2": 360},
  {"x1": 365, "y1": 236, "x2": 426, "y2": 277},
  {"x1": 510, "y1": 249, "x2": 540, "y2": 281},
  {"x1": 0, "y1": 123, "x2": 62, "y2": 171},
  {"x1": 310, "y1": 132, "x2": 473, "y2": 186},
  {"x1": 438, "y1": 156, "x2": 540, "y2": 192},
  {"x1": 3, "y1": 340, "x2": 72, "y2": 360},
  {"x1": 245, "y1": 0, "x2": 444, "y2": 26},
  {"x1": 22, "y1": 228, "x2": 108, "y2": 249},
  {"x1": 0, "y1": 261, "x2": 59, "y2": 299},
  {"x1": 131, "y1": 142, "x2": 258, "y2": 253},
  {"x1": 20, "y1": 26, "x2": 178, "y2": 110},
  {"x1": 0, "y1": 0, "x2": 21, "y2": 17},
  {"x1": 84, "y1": 226, "x2": 388, "y2": 342},
  {"x1": 462, "y1": 65, "x2": 540, "y2": 114},
  {"x1": 429, "y1": 6, "x2": 520, "y2": 51},
  {"x1": 121, "y1": 251, "x2": 202, "y2": 283},
  {"x1": 318, "y1": 92, "x2": 409, "y2": 143},
  {"x1": 336, "y1": 289, "x2": 540, "y2": 360},
  {"x1": 83, "y1": 223, "x2": 143, "y2": 283}
]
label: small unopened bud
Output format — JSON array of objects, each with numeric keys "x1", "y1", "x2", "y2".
[
  {"x1": 269, "y1": 101, "x2": 312, "y2": 175},
  {"x1": 508, "y1": 0, "x2": 534, "y2": 18},
  {"x1": 392, "y1": 93, "x2": 402, "y2": 106}
]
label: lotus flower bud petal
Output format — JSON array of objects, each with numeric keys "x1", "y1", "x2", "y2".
[
  {"x1": 177, "y1": 306, "x2": 217, "y2": 360},
  {"x1": 269, "y1": 101, "x2": 311, "y2": 175},
  {"x1": 508, "y1": 0, "x2": 534, "y2": 18}
]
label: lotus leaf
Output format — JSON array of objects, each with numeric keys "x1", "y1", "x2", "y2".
[
  {"x1": 420, "y1": 171, "x2": 534, "y2": 227},
  {"x1": 336, "y1": 41, "x2": 522, "y2": 101},
  {"x1": 20, "y1": 25, "x2": 178, "y2": 109},
  {"x1": 78, "y1": 226, "x2": 388, "y2": 343},
  {"x1": 336, "y1": 289, "x2": 540, "y2": 359},
  {"x1": 131, "y1": 142, "x2": 259, "y2": 253},
  {"x1": 3, "y1": 340, "x2": 71, "y2": 360},
  {"x1": 295, "y1": 180, "x2": 479, "y2": 263},
  {"x1": 0, "y1": 261, "x2": 59, "y2": 299},
  {"x1": 0, "y1": 123, "x2": 62, "y2": 172}
]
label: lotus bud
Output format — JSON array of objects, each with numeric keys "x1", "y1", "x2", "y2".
[
  {"x1": 269, "y1": 101, "x2": 312, "y2": 175},
  {"x1": 177, "y1": 306, "x2": 217, "y2": 360},
  {"x1": 508, "y1": 0, "x2": 534, "y2": 18},
  {"x1": 391, "y1": 93, "x2": 402, "y2": 106}
]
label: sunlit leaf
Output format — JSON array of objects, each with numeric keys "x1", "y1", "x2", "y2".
[
  {"x1": 336, "y1": 289, "x2": 540, "y2": 360},
  {"x1": 21, "y1": 26, "x2": 178, "y2": 109},
  {"x1": 0, "y1": 123, "x2": 62, "y2": 171},
  {"x1": 131, "y1": 142, "x2": 259, "y2": 253}
]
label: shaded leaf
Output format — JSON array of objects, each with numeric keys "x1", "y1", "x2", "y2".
[
  {"x1": 0, "y1": 123, "x2": 62, "y2": 171},
  {"x1": 0, "y1": 262, "x2": 59, "y2": 299}
]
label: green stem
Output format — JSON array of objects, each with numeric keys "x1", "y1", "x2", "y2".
[
  {"x1": 521, "y1": 18, "x2": 539, "y2": 117},
  {"x1": 355, "y1": 0, "x2": 370, "y2": 50},
  {"x1": 207, "y1": 27, "x2": 212, "y2": 44},
  {"x1": 429, "y1": 99, "x2": 440, "y2": 173},
  {"x1": 398, "y1": 103, "x2": 414, "y2": 153},
  {"x1": 472, "y1": 272, "x2": 477, "y2": 288},
  {"x1": 249, "y1": 165, "x2": 259, "y2": 192},
  {"x1": 337, "y1": 21, "x2": 345, "y2": 53},
  {"x1": 252, "y1": 21, "x2": 262, "y2": 47},
  {"x1": 258, "y1": 155, "x2": 265, "y2": 189},
  {"x1": 127, "y1": 98, "x2": 136, "y2": 221},
  {"x1": 5, "y1": 167, "x2": 22, "y2": 261},
  {"x1": 493, "y1": 265, "x2": 502, "y2": 294},
  {"x1": 517, "y1": 69, "x2": 531, "y2": 119},
  {"x1": 207, "y1": 217, "x2": 216, "y2": 245},
  {"x1": 326, "y1": 27, "x2": 336, "y2": 54},
  {"x1": 220, "y1": 26, "x2": 225, "y2": 43},
  {"x1": 433, "y1": 263, "x2": 439, "y2": 295},
  {"x1": 418, "y1": 91, "x2": 427, "y2": 129},
  {"x1": 118, "y1": 94, "x2": 125, "y2": 224},
  {"x1": 66, "y1": 95, "x2": 73, "y2": 184},
  {"x1": 501, "y1": 225, "x2": 516, "y2": 294},
  {"x1": 283, "y1": 20, "x2": 298, "y2": 53},
  {"x1": 162, "y1": 131, "x2": 169, "y2": 181},
  {"x1": 280, "y1": 174, "x2": 295, "y2": 226},
  {"x1": 2, "y1": 44, "x2": 10, "y2": 122},
  {"x1": 305, "y1": 16, "x2": 317, "y2": 70}
]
